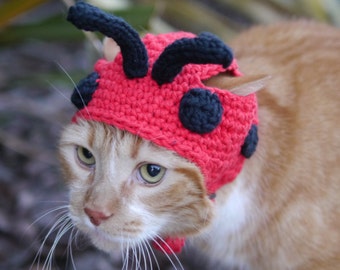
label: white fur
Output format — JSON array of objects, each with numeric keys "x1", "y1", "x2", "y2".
[{"x1": 191, "y1": 170, "x2": 257, "y2": 269}]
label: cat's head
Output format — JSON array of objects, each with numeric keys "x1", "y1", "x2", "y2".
[
  {"x1": 60, "y1": 2, "x2": 266, "y2": 254},
  {"x1": 59, "y1": 119, "x2": 214, "y2": 253}
]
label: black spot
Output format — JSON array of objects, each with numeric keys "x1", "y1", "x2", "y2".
[
  {"x1": 71, "y1": 72, "x2": 99, "y2": 109},
  {"x1": 179, "y1": 88, "x2": 223, "y2": 134},
  {"x1": 241, "y1": 124, "x2": 258, "y2": 158}
]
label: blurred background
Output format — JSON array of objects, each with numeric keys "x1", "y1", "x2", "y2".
[{"x1": 0, "y1": 0, "x2": 339, "y2": 269}]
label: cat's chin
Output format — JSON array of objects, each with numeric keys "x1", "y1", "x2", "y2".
[
  {"x1": 88, "y1": 229, "x2": 125, "y2": 252},
  {"x1": 83, "y1": 225, "x2": 149, "y2": 253}
]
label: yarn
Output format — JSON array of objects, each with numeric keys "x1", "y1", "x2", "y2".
[
  {"x1": 179, "y1": 88, "x2": 223, "y2": 134},
  {"x1": 67, "y1": 1, "x2": 148, "y2": 78},
  {"x1": 152, "y1": 32, "x2": 234, "y2": 85},
  {"x1": 152, "y1": 237, "x2": 185, "y2": 254},
  {"x1": 71, "y1": 72, "x2": 99, "y2": 110},
  {"x1": 67, "y1": 2, "x2": 259, "y2": 255},
  {"x1": 241, "y1": 124, "x2": 259, "y2": 158}
]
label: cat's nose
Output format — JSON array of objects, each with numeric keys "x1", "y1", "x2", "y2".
[{"x1": 84, "y1": 207, "x2": 111, "y2": 226}]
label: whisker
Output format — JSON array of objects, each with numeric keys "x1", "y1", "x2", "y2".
[
  {"x1": 46, "y1": 80, "x2": 72, "y2": 103},
  {"x1": 43, "y1": 217, "x2": 73, "y2": 270},
  {"x1": 137, "y1": 241, "x2": 147, "y2": 270},
  {"x1": 72, "y1": 229, "x2": 82, "y2": 251},
  {"x1": 31, "y1": 210, "x2": 69, "y2": 245},
  {"x1": 132, "y1": 243, "x2": 140, "y2": 270},
  {"x1": 141, "y1": 240, "x2": 151, "y2": 270},
  {"x1": 55, "y1": 61, "x2": 93, "y2": 120},
  {"x1": 120, "y1": 238, "x2": 126, "y2": 270},
  {"x1": 36, "y1": 200, "x2": 69, "y2": 204},
  {"x1": 145, "y1": 240, "x2": 160, "y2": 270},
  {"x1": 28, "y1": 205, "x2": 69, "y2": 230},
  {"x1": 139, "y1": 242, "x2": 145, "y2": 270},
  {"x1": 30, "y1": 210, "x2": 70, "y2": 270},
  {"x1": 122, "y1": 241, "x2": 130, "y2": 270},
  {"x1": 153, "y1": 234, "x2": 184, "y2": 270},
  {"x1": 66, "y1": 227, "x2": 78, "y2": 270},
  {"x1": 55, "y1": 62, "x2": 78, "y2": 89},
  {"x1": 134, "y1": 243, "x2": 138, "y2": 270},
  {"x1": 127, "y1": 241, "x2": 131, "y2": 270}
]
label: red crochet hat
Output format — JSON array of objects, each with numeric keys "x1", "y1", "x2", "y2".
[{"x1": 67, "y1": 2, "x2": 258, "y2": 254}]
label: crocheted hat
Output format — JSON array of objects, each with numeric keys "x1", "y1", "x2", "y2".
[{"x1": 67, "y1": 2, "x2": 258, "y2": 254}]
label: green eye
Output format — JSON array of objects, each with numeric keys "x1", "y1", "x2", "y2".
[
  {"x1": 76, "y1": 146, "x2": 95, "y2": 167},
  {"x1": 139, "y1": 164, "x2": 166, "y2": 184}
]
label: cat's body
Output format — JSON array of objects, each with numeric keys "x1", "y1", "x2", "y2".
[
  {"x1": 192, "y1": 21, "x2": 340, "y2": 269},
  {"x1": 59, "y1": 20, "x2": 340, "y2": 270}
]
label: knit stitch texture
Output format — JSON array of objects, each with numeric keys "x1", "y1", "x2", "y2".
[{"x1": 73, "y1": 31, "x2": 258, "y2": 194}]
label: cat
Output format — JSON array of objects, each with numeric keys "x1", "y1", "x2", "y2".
[{"x1": 57, "y1": 4, "x2": 340, "y2": 269}]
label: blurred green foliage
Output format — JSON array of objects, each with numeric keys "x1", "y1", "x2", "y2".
[
  {"x1": 0, "y1": 0, "x2": 338, "y2": 46},
  {"x1": 0, "y1": 0, "x2": 154, "y2": 45}
]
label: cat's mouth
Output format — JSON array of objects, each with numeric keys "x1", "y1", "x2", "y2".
[{"x1": 73, "y1": 216, "x2": 150, "y2": 252}]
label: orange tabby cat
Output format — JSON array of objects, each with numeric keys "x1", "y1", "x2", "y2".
[{"x1": 58, "y1": 20, "x2": 340, "y2": 270}]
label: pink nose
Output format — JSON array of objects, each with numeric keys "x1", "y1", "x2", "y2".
[{"x1": 84, "y1": 207, "x2": 111, "y2": 226}]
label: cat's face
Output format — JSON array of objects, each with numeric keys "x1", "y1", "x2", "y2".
[{"x1": 58, "y1": 120, "x2": 214, "y2": 252}]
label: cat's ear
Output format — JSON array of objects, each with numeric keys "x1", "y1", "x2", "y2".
[
  {"x1": 103, "y1": 37, "x2": 121, "y2": 61},
  {"x1": 204, "y1": 73, "x2": 270, "y2": 96}
]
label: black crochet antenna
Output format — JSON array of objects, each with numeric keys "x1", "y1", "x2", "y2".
[
  {"x1": 67, "y1": 1, "x2": 148, "y2": 79},
  {"x1": 152, "y1": 32, "x2": 233, "y2": 85}
]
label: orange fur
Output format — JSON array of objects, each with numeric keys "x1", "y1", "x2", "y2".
[{"x1": 194, "y1": 21, "x2": 340, "y2": 269}]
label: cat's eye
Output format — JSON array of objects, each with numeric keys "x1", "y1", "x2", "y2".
[
  {"x1": 76, "y1": 146, "x2": 95, "y2": 167},
  {"x1": 138, "y1": 164, "x2": 166, "y2": 184}
]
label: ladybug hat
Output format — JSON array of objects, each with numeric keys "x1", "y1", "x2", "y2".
[{"x1": 67, "y1": 2, "x2": 258, "y2": 254}]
